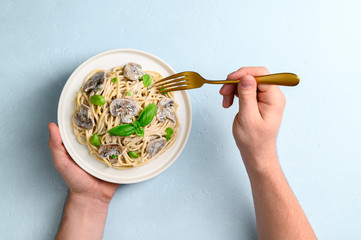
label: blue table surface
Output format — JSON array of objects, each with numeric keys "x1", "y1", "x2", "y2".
[{"x1": 1, "y1": 0, "x2": 361, "y2": 239}]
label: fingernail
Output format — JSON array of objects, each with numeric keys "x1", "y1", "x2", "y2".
[
  {"x1": 222, "y1": 98, "x2": 226, "y2": 107},
  {"x1": 240, "y1": 77, "x2": 253, "y2": 88}
]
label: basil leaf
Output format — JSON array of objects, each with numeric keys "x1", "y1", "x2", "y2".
[
  {"x1": 133, "y1": 120, "x2": 140, "y2": 128},
  {"x1": 160, "y1": 85, "x2": 168, "y2": 95},
  {"x1": 90, "y1": 134, "x2": 101, "y2": 147},
  {"x1": 111, "y1": 155, "x2": 117, "y2": 159},
  {"x1": 112, "y1": 77, "x2": 118, "y2": 83},
  {"x1": 126, "y1": 91, "x2": 131, "y2": 96},
  {"x1": 135, "y1": 126, "x2": 144, "y2": 137},
  {"x1": 165, "y1": 127, "x2": 174, "y2": 141},
  {"x1": 108, "y1": 124, "x2": 135, "y2": 136},
  {"x1": 133, "y1": 120, "x2": 144, "y2": 137},
  {"x1": 91, "y1": 95, "x2": 106, "y2": 106},
  {"x1": 128, "y1": 151, "x2": 139, "y2": 159},
  {"x1": 142, "y1": 74, "x2": 152, "y2": 87},
  {"x1": 138, "y1": 103, "x2": 157, "y2": 127}
]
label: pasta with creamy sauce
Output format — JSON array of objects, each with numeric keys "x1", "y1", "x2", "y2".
[{"x1": 72, "y1": 63, "x2": 178, "y2": 169}]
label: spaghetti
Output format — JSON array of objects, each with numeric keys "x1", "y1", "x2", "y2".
[{"x1": 72, "y1": 63, "x2": 178, "y2": 169}]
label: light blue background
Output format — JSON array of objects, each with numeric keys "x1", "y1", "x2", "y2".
[{"x1": 1, "y1": 0, "x2": 360, "y2": 239}]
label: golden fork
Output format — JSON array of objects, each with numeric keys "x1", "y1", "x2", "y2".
[{"x1": 155, "y1": 72, "x2": 300, "y2": 93}]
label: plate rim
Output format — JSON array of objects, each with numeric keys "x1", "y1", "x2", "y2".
[{"x1": 57, "y1": 48, "x2": 192, "y2": 184}]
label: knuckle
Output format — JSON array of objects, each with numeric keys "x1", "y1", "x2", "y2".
[
  {"x1": 259, "y1": 66, "x2": 270, "y2": 74},
  {"x1": 282, "y1": 95, "x2": 286, "y2": 106},
  {"x1": 219, "y1": 86, "x2": 224, "y2": 94},
  {"x1": 237, "y1": 66, "x2": 270, "y2": 75},
  {"x1": 237, "y1": 67, "x2": 247, "y2": 74},
  {"x1": 273, "y1": 87, "x2": 286, "y2": 110},
  {"x1": 279, "y1": 92, "x2": 286, "y2": 108}
]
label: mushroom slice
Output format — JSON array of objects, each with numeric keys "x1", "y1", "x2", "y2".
[
  {"x1": 109, "y1": 98, "x2": 139, "y2": 123},
  {"x1": 73, "y1": 104, "x2": 94, "y2": 130},
  {"x1": 158, "y1": 98, "x2": 175, "y2": 108},
  {"x1": 83, "y1": 71, "x2": 105, "y2": 94},
  {"x1": 123, "y1": 63, "x2": 144, "y2": 81},
  {"x1": 98, "y1": 144, "x2": 124, "y2": 164},
  {"x1": 156, "y1": 98, "x2": 176, "y2": 122},
  {"x1": 146, "y1": 137, "x2": 167, "y2": 157}
]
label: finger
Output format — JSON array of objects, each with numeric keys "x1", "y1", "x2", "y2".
[
  {"x1": 228, "y1": 66, "x2": 270, "y2": 81},
  {"x1": 48, "y1": 123, "x2": 63, "y2": 150},
  {"x1": 227, "y1": 66, "x2": 282, "y2": 109},
  {"x1": 257, "y1": 83, "x2": 275, "y2": 93},
  {"x1": 257, "y1": 83, "x2": 285, "y2": 108},
  {"x1": 257, "y1": 85, "x2": 286, "y2": 119},
  {"x1": 220, "y1": 84, "x2": 237, "y2": 108},
  {"x1": 48, "y1": 123, "x2": 75, "y2": 170},
  {"x1": 221, "y1": 67, "x2": 271, "y2": 110},
  {"x1": 222, "y1": 70, "x2": 239, "y2": 96},
  {"x1": 237, "y1": 75, "x2": 259, "y2": 117},
  {"x1": 223, "y1": 95, "x2": 234, "y2": 108},
  {"x1": 219, "y1": 83, "x2": 236, "y2": 95},
  {"x1": 226, "y1": 67, "x2": 269, "y2": 107}
]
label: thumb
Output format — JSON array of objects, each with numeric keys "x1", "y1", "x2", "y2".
[
  {"x1": 48, "y1": 123, "x2": 63, "y2": 150},
  {"x1": 48, "y1": 122, "x2": 75, "y2": 173},
  {"x1": 237, "y1": 75, "x2": 259, "y2": 116},
  {"x1": 48, "y1": 122, "x2": 69, "y2": 159}
]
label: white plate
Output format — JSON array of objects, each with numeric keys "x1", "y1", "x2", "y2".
[{"x1": 58, "y1": 49, "x2": 192, "y2": 184}]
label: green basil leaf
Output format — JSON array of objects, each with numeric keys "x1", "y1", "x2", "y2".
[
  {"x1": 132, "y1": 120, "x2": 144, "y2": 137},
  {"x1": 165, "y1": 127, "x2": 174, "y2": 141},
  {"x1": 128, "y1": 151, "x2": 139, "y2": 159},
  {"x1": 135, "y1": 126, "x2": 144, "y2": 137},
  {"x1": 138, "y1": 103, "x2": 157, "y2": 127},
  {"x1": 90, "y1": 134, "x2": 101, "y2": 147},
  {"x1": 112, "y1": 77, "x2": 118, "y2": 83},
  {"x1": 160, "y1": 85, "x2": 168, "y2": 95},
  {"x1": 108, "y1": 124, "x2": 135, "y2": 136},
  {"x1": 126, "y1": 91, "x2": 131, "y2": 96},
  {"x1": 111, "y1": 155, "x2": 117, "y2": 159},
  {"x1": 142, "y1": 74, "x2": 152, "y2": 87},
  {"x1": 133, "y1": 120, "x2": 140, "y2": 128},
  {"x1": 91, "y1": 95, "x2": 106, "y2": 106}
]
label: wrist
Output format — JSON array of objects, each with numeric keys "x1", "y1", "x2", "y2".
[
  {"x1": 56, "y1": 192, "x2": 110, "y2": 239},
  {"x1": 68, "y1": 192, "x2": 111, "y2": 214},
  {"x1": 241, "y1": 149, "x2": 280, "y2": 178}
]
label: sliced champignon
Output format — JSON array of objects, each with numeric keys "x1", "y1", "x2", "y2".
[
  {"x1": 83, "y1": 71, "x2": 105, "y2": 94},
  {"x1": 158, "y1": 97, "x2": 175, "y2": 108},
  {"x1": 98, "y1": 144, "x2": 124, "y2": 164},
  {"x1": 73, "y1": 104, "x2": 94, "y2": 130},
  {"x1": 146, "y1": 137, "x2": 166, "y2": 157},
  {"x1": 156, "y1": 98, "x2": 176, "y2": 122},
  {"x1": 109, "y1": 98, "x2": 139, "y2": 123},
  {"x1": 123, "y1": 63, "x2": 144, "y2": 81}
]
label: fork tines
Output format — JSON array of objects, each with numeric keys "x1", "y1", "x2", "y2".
[{"x1": 155, "y1": 72, "x2": 190, "y2": 93}]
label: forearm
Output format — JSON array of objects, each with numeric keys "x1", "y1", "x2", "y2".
[
  {"x1": 244, "y1": 155, "x2": 317, "y2": 240},
  {"x1": 56, "y1": 193, "x2": 110, "y2": 240}
]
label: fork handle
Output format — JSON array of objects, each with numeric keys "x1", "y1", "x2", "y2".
[{"x1": 205, "y1": 73, "x2": 300, "y2": 86}]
